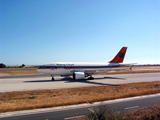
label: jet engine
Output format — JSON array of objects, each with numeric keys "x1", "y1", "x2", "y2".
[{"x1": 73, "y1": 72, "x2": 86, "y2": 80}]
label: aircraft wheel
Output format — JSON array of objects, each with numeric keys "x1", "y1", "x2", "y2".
[
  {"x1": 51, "y1": 75, "x2": 54, "y2": 81},
  {"x1": 88, "y1": 77, "x2": 94, "y2": 80}
]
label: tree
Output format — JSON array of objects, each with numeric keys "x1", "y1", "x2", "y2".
[
  {"x1": 0, "y1": 63, "x2": 6, "y2": 68},
  {"x1": 21, "y1": 64, "x2": 25, "y2": 67}
]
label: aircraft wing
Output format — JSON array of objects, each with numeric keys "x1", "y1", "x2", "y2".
[
  {"x1": 84, "y1": 67, "x2": 129, "y2": 74},
  {"x1": 119, "y1": 63, "x2": 136, "y2": 66},
  {"x1": 70, "y1": 67, "x2": 130, "y2": 75}
]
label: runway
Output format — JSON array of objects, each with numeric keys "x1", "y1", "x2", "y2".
[
  {"x1": 0, "y1": 73, "x2": 160, "y2": 92},
  {"x1": 0, "y1": 69, "x2": 37, "y2": 71}
]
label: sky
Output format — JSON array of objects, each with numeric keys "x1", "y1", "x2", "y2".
[{"x1": 1, "y1": 0, "x2": 160, "y2": 65}]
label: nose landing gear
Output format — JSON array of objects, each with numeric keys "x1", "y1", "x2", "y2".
[{"x1": 51, "y1": 75, "x2": 54, "y2": 81}]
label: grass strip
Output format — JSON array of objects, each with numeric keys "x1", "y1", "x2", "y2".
[{"x1": 1, "y1": 81, "x2": 160, "y2": 113}]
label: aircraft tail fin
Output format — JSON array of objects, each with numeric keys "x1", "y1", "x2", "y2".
[{"x1": 109, "y1": 47, "x2": 127, "y2": 63}]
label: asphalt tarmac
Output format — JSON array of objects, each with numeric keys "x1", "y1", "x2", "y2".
[
  {"x1": 0, "y1": 73, "x2": 160, "y2": 92},
  {"x1": 0, "y1": 69, "x2": 37, "y2": 71}
]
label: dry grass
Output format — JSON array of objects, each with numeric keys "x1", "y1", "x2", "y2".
[
  {"x1": 120, "y1": 102, "x2": 160, "y2": 120},
  {"x1": 1, "y1": 81, "x2": 160, "y2": 113},
  {"x1": 126, "y1": 103, "x2": 160, "y2": 120}
]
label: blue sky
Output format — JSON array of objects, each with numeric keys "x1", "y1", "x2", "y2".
[{"x1": 1, "y1": 0, "x2": 160, "y2": 65}]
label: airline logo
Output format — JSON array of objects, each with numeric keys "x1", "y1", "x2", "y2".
[
  {"x1": 109, "y1": 47, "x2": 127, "y2": 63},
  {"x1": 119, "y1": 52, "x2": 124, "y2": 58}
]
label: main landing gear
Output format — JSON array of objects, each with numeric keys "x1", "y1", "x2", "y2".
[
  {"x1": 85, "y1": 73, "x2": 94, "y2": 80},
  {"x1": 87, "y1": 75, "x2": 94, "y2": 80},
  {"x1": 51, "y1": 75, "x2": 54, "y2": 81}
]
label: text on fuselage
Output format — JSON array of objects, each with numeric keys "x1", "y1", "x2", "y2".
[{"x1": 56, "y1": 64, "x2": 74, "y2": 67}]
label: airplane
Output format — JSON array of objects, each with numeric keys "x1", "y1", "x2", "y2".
[{"x1": 37, "y1": 47, "x2": 132, "y2": 81}]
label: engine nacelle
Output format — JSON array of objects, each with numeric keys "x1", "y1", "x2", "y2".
[{"x1": 73, "y1": 72, "x2": 85, "y2": 80}]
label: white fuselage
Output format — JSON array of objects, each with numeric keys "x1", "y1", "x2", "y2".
[{"x1": 37, "y1": 62, "x2": 121, "y2": 76}]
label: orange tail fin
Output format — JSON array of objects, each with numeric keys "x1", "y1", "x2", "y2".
[{"x1": 109, "y1": 47, "x2": 127, "y2": 63}]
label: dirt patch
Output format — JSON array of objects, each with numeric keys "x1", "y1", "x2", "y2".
[{"x1": 1, "y1": 81, "x2": 160, "y2": 113}]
